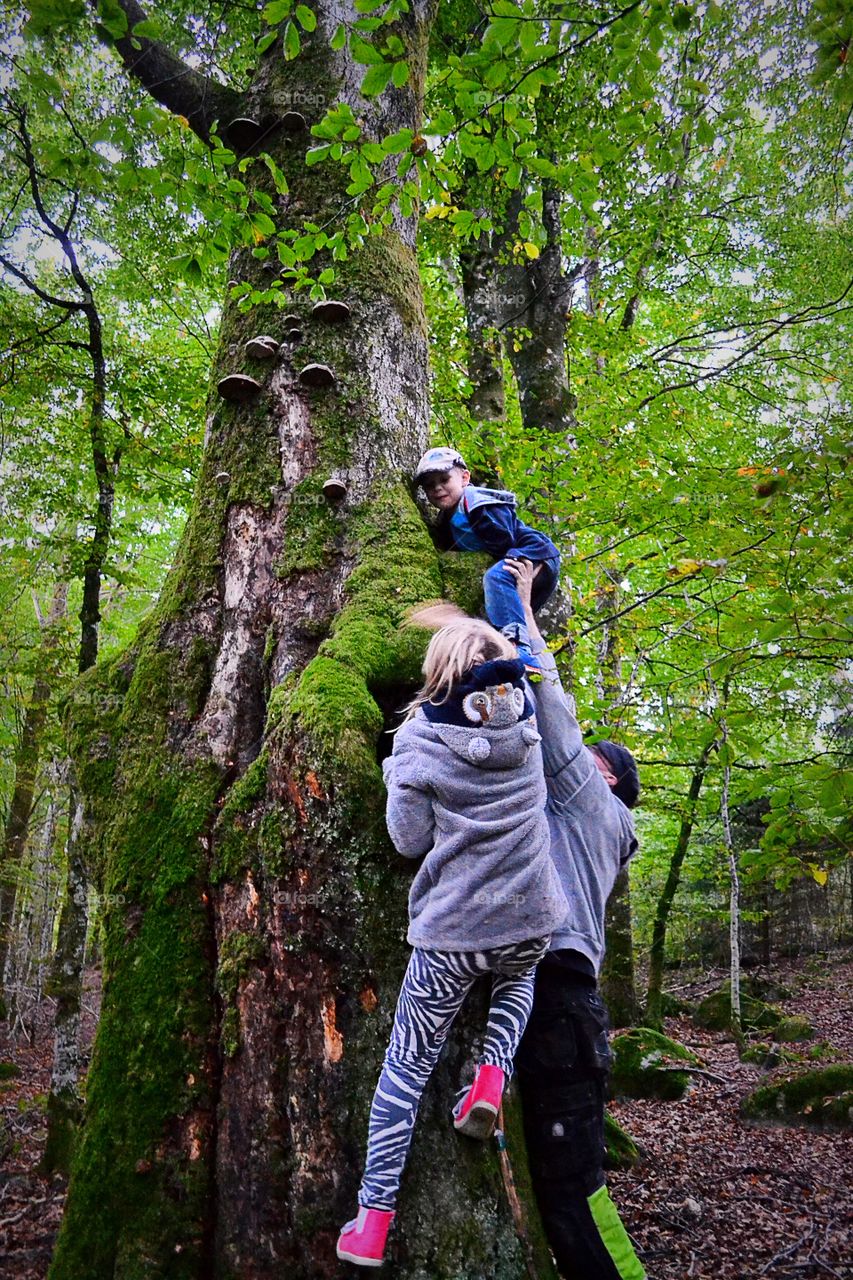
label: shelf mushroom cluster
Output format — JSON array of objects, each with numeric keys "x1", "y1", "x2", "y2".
[{"x1": 216, "y1": 297, "x2": 353, "y2": 501}]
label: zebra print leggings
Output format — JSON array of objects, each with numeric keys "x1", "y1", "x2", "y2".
[{"x1": 358, "y1": 936, "x2": 550, "y2": 1211}]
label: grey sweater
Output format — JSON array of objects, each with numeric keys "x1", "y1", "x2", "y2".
[
  {"x1": 383, "y1": 703, "x2": 568, "y2": 952},
  {"x1": 528, "y1": 643, "x2": 638, "y2": 975}
]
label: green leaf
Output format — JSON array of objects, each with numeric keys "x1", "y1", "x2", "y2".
[
  {"x1": 96, "y1": 0, "x2": 128, "y2": 39},
  {"x1": 305, "y1": 144, "x2": 333, "y2": 165},
  {"x1": 24, "y1": 0, "x2": 86, "y2": 39},
  {"x1": 283, "y1": 19, "x2": 301, "y2": 58},
  {"x1": 250, "y1": 211, "x2": 277, "y2": 240},
  {"x1": 330, "y1": 22, "x2": 346, "y2": 49},
  {"x1": 672, "y1": 4, "x2": 693, "y2": 31},
  {"x1": 263, "y1": 0, "x2": 291, "y2": 22},
  {"x1": 361, "y1": 62, "x2": 394, "y2": 95},
  {"x1": 352, "y1": 34, "x2": 382, "y2": 63},
  {"x1": 392, "y1": 60, "x2": 410, "y2": 88},
  {"x1": 295, "y1": 5, "x2": 316, "y2": 31},
  {"x1": 256, "y1": 30, "x2": 277, "y2": 53},
  {"x1": 131, "y1": 17, "x2": 161, "y2": 38}
]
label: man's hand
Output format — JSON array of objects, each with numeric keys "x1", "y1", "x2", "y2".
[{"x1": 503, "y1": 557, "x2": 540, "y2": 610}]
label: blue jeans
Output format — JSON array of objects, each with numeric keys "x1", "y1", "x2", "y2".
[{"x1": 483, "y1": 555, "x2": 560, "y2": 651}]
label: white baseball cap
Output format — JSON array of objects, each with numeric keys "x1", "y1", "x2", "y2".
[{"x1": 414, "y1": 447, "x2": 467, "y2": 480}]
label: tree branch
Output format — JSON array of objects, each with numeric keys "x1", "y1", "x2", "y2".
[{"x1": 91, "y1": 0, "x2": 245, "y2": 146}]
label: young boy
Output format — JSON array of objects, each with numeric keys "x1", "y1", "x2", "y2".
[{"x1": 414, "y1": 446, "x2": 561, "y2": 671}]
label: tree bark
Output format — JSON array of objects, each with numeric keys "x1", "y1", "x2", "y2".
[
  {"x1": 49, "y1": 7, "x2": 554, "y2": 1277},
  {"x1": 645, "y1": 741, "x2": 715, "y2": 1029},
  {"x1": 501, "y1": 185, "x2": 577, "y2": 442},
  {"x1": 0, "y1": 582, "x2": 67, "y2": 1004},
  {"x1": 459, "y1": 232, "x2": 506, "y2": 423},
  {"x1": 40, "y1": 779, "x2": 89, "y2": 1177},
  {"x1": 601, "y1": 869, "x2": 641, "y2": 1029}
]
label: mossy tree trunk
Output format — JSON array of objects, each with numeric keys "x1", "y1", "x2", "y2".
[{"x1": 49, "y1": 5, "x2": 555, "y2": 1278}]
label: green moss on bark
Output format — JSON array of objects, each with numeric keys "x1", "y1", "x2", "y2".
[{"x1": 216, "y1": 931, "x2": 269, "y2": 1057}]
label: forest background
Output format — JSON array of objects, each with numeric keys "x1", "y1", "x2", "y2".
[{"x1": 0, "y1": 0, "x2": 850, "y2": 1276}]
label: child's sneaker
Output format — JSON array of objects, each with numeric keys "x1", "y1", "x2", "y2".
[
  {"x1": 336, "y1": 1205, "x2": 395, "y2": 1267},
  {"x1": 452, "y1": 1063, "x2": 505, "y2": 1139}
]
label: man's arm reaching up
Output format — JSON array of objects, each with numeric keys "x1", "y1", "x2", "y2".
[{"x1": 503, "y1": 559, "x2": 597, "y2": 810}]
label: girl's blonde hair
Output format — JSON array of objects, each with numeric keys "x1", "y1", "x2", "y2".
[{"x1": 400, "y1": 602, "x2": 517, "y2": 721}]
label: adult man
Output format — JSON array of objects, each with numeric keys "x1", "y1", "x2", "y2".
[{"x1": 505, "y1": 558, "x2": 646, "y2": 1280}]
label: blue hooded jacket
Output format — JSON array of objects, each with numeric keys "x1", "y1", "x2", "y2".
[{"x1": 434, "y1": 486, "x2": 559, "y2": 564}]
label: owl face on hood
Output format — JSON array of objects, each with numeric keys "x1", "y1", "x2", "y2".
[
  {"x1": 462, "y1": 682, "x2": 527, "y2": 727},
  {"x1": 422, "y1": 657, "x2": 534, "y2": 730},
  {"x1": 422, "y1": 658, "x2": 541, "y2": 769}
]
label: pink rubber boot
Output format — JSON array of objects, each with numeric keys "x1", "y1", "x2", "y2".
[
  {"x1": 336, "y1": 1205, "x2": 395, "y2": 1268},
  {"x1": 452, "y1": 1063, "x2": 505, "y2": 1140}
]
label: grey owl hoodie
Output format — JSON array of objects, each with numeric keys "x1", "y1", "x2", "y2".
[{"x1": 382, "y1": 658, "x2": 569, "y2": 952}]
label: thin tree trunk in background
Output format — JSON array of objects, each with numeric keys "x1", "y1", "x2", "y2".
[
  {"x1": 594, "y1": 564, "x2": 641, "y2": 1027},
  {"x1": 646, "y1": 742, "x2": 715, "y2": 1028},
  {"x1": 601, "y1": 869, "x2": 640, "y2": 1028},
  {"x1": 0, "y1": 581, "x2": 67, "y2": 1008},
  {"x1": 40, "y1": 779, "x2": 89, "y2": 1176},
  {"x1": 719, "y1": 723, "x2": 742, "y2": 1037},
  {"x1": 459, "y1": 232, "x2": 506, "y2": 424},
  {"x1": 501, "y1": 184, "x2": 577, "y2": 442},
  {"x1": 4, "y1": 757, "x2": 63, "y2": 1029}
]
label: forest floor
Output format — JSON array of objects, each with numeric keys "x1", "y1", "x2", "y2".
[
  {"x1": 0, "y1": 954, "x2": 850, "y2": 1280},
  {"x1": 608, "y1": 952, "x2": 853, "y2": 1280}
]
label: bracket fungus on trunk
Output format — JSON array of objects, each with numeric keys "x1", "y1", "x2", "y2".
[
  {"x1": 298, "y1": 363, "x2": 336, "y2": 389},
  {"x1": 217, "y1": 373, "x2": 262, "y2": 402},
  {"x1": 322, "y1": 476, "x2": 348, "y2": 502},
  {"x1": 221, "y1": 117, "x2": 265, "y2": 155},
  {"x1": 245, "y1": 337, "x2": 280, "y2": 360},
  {"x1": 311, "y1": 299, "x2": 351, "y2": 323},
  {"x1": 280, "y1": 316, "x2": 304, "y2": 342},
  {"x1": 281, "y1": 111, "x2": 308, "y2": 133}
]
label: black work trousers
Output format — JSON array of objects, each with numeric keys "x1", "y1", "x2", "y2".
[{"x1": 515, "y1": 962, "x2": 644, "y2": 1280}]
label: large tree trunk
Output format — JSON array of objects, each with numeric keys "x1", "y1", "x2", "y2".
[{"x1": 49, "y1": 8, "x2": 553, "y2": 1277}]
